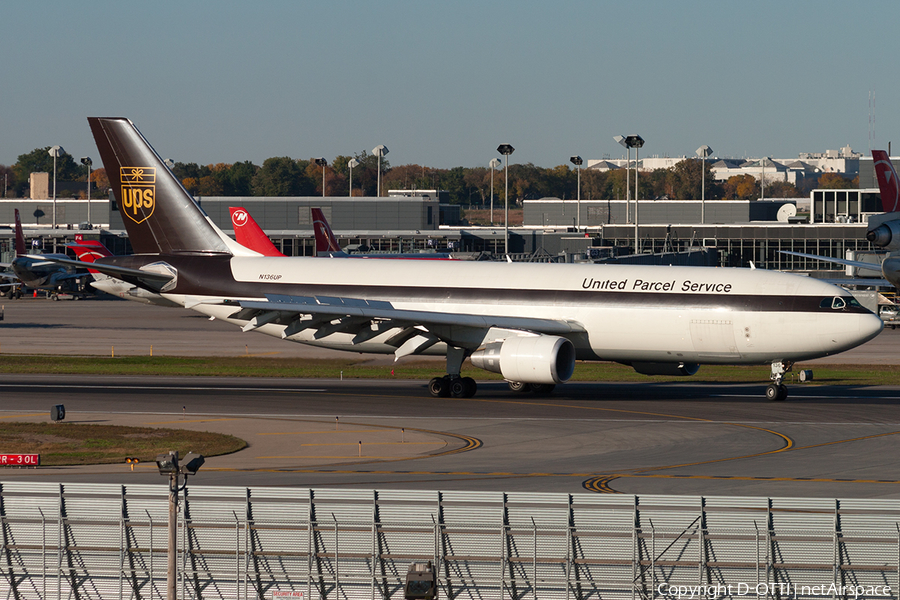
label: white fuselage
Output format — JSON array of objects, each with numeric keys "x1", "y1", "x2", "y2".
[{"x1": 169, "y1": 258, "x2": 882, "y2": 365}]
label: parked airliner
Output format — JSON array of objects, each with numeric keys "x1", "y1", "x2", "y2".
[
  {"x1": 44, "y1": 118, "x2": 883, "y2": 401},
  {"x1": 782, "y1": 150, "x2": 900, "y2": 288}
]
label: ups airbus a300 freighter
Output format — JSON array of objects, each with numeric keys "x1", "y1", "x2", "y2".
[{"x1": 58, "y1": 118, "x2": 883, "y2": 401}]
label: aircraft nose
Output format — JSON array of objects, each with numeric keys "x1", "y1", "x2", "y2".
[{"x1": 859, "y1": 311, "x2": 884, "y2": 344}]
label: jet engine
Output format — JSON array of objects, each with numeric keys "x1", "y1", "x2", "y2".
[
  {"x1": 470, "y1": 334, "x2": 575, "y2": 385},
  {"x1": 867, "y1": 219, "x2": 900, "y2": 251},
  {"x1": 630, "y1": 362, "x2": 700, "y2": 376}
]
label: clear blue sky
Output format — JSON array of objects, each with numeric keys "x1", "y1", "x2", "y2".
[{"x1": 4, "y1": 0, "x2": 898, "y2": 170}]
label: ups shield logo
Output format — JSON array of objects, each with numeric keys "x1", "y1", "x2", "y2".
[{"x1": 120, "y1": 167, "x2": 156, "y2": 224}]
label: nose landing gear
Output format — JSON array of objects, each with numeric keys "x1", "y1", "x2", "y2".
[{"x1": 766, "y1": 360, "x2": 793, "y2": 401}]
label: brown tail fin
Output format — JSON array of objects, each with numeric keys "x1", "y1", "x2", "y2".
[{"x1": 88, "y1": 117, "x2": 231, "y2": 256}]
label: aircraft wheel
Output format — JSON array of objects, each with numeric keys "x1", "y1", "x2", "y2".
[
  {"x1": 508, "y1": 381, "x2": 531, "y2": 393},
  {"x1": 429, "y1": 377, "x2": 449, "y2": 398},
  {"x1": 450, "y1": 378, "x2": 468, "y2": 398},
  {"x1": 766, "y1": 383, "x2": 788, "y2": 401},
  {"x1": 462, "y1": 377, "x2": 477, "y2": 398},
  {"x1": 530, "y1": 384, "x2": 555, "y2": 395}
]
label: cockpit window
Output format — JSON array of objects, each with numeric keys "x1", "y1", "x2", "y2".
[{"x1": 820, "y1": 296, "x2": 859, "y2": 310}]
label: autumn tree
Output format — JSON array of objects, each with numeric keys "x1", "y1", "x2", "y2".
[
  {"x1": 251, "y1": 157, "x2": 314, "y2": 196},
  {"x1": 761, "y1": 180, "x2": 800, "y2": 198},
  {"x1": 722, "y1": 174, "x2": 759, "y2": 199},
  {"x1": 818, "y1": 172, "x2": 857, "y2": 189},
  {"x1": 90, "y1": 167, "x2": 109, "y2": 194}
]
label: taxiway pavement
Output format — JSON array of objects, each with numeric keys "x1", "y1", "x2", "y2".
[{"x1": 1, "y1": 297, "x2": 898, "y2": 498}]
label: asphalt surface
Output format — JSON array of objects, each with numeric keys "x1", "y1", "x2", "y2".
[{"x1": 1, "y1": 296, "x2": 899, "y2": 498}]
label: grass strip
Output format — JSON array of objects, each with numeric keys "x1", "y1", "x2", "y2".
[
  {"x1": 0, "y1": 422, "x2": 246, "y2": 466},
  {"x1": 0, "y1": 355, "x2": 893, "y2": 386}
]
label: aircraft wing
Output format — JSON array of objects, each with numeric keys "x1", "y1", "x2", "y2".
[
  {"x1": 233, "y1": 293, "x2": 585, "y2": 359},
  {"x1": 815, "y1": 277, "x2": 893, "y2": 287},
  {"x1": 780, "y1": 250, "x2": 884, "y2": 272}
]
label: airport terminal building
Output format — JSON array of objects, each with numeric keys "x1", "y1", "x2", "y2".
[{"x1": 0, "y1": 156, "x2": 890, "y2": 280}]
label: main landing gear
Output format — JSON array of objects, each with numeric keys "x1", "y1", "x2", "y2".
[
  {"x1": 766, "y1": 360, "x2": 792, "y2": 402},
  {"x1": 429, "y1": 375, "x2": 477, "y2": 398},
  {"x1": 508, "y1": 381, "x2": 556, "y2": 395},
  {"x1": 429, "y1": 346, "x2": 477, "y2": 398}
]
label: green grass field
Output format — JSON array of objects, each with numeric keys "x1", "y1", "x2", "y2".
[{"x1": 0, "y1": 354, "x2": 893, "y2": 385}]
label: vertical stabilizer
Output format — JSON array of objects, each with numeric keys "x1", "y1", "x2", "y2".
[
  {"x1": 872, "y1": 150, "x2": 900, "y2": 213},
  {"x1": 13, "y1": 209, "x2": 25, "y2": 256},
  {"x1": 88, "y1": 117, "x2": 231, "y2": 256},
  {"x1": 312, "y1": 207, "x2": 343, "y2": 254},
  {"x1": 229, "y1": 207, "x2": 284, "y2": 257}
]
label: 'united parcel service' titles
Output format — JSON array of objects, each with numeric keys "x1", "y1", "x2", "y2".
[{"x1": 582, "y1": 278, "x2": 733, "y2": 293}]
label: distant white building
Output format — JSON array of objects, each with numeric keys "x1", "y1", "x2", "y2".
[{"x1": 588, "y1": 146, "x2": 860, "y2": 186}]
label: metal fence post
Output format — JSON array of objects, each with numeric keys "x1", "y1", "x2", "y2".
[
  {"x1": 532, "y1": 519, "x2": 537, "y2": 600},
  {"x1": 146, "y1": 511, "x2": 154, "y2": 599},
  {"x1": 234, "y1": 513, "x2": 241, "y2": 600},
  {"x1": 57, "y1": 485, "x2": 63, "y2": 600},
  {"x1": 335, "y1": 515, "x2": 340, "y2": 597},
  {"x1": 566, "y1": 524, "x2": 572, "y2": 600},
  {"x1": 651, "y1": 524, "x2": 655, "y2": 596},
  {"x1": 39, "y1": 509, "x2": 46, "y2": 600},
  {"x1": 120, "y1": 503, "x2": 125, "y2": 600}
]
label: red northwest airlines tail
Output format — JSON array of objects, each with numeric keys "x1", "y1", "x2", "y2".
[
  {"x1": 68, "y1": 239, "x2": 114, "y2": 274},
  {"x1": 228, "y1": 207, "x2": 285, "y2": 257},
  {"x1": 14, "y1": 209, "x2": 26, "y2": 256},
  {"x1": 872, "y1": 150, "x2": 900, "y2": 213},
  {"x1": 311, "y1": 207, "x2": 342, "y2": 253}
]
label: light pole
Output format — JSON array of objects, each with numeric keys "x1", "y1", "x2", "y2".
[
  {"x1": 314, "y1": 158, "x2": 327, "y2": 197},
  {"x1": 156, "y1": 450, "x2": 205, "y2": 600},
  {"x1": 48, "y1": 146, "x2": 64, "y2": 229},
  {"x1": 489, "y1": 158, "x2": 501, "y2": 225},
  {"x1": 760, "y1": 157, "x2": 767, "y2": 201},
  {"x1": 624, "y1": 135, "x2": 645, "y2": 253},
  {"x1": 81, "y1": 157, "x2": 92, "y2": 226},
  {"x1": 695, "y1": 145, "x2": 712, "y2": 224},
  {"x1": 497, "y1": 144, "x2": 514, "y2": 256},
  {"x1": 373, "y1": 145, "x2": 388, "y2": 197},
  {"x1": 614, "y1": 136, "x2": 631, "y2": 223},
  {"x1": 570, "y1": 155, "x2": 583, "y2": 230},
  {"x1": 348, "y1": 158, "x2": 359, "y2": 197}
]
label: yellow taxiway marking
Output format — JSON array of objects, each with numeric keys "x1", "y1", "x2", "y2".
[
  {"x1": 258, "y1": 456, "x2": 430, "y2": 460},
  {"x1": 584, "y1": 429, "x2": 900, "y2": 493},
  {"x1": 287, "y1": 442, "x2": 435, "y2": 447},
  {"x1": 259, "y1": 430, "x2": 386, "y2": 435},
  {"x1": 147, "y1": 418, "x2": 239, "y2": 425}
]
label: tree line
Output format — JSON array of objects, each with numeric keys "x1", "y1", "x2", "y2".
[{"x1": 2, "y1": 146, "x2": 858, "y2": 205}]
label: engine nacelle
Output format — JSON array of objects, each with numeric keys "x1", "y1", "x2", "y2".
[
  {"x1": 631, "y1": 361, "x2": 700, "y2": 377},
  {"x1": 867, "y1": 219, "x2": 900, "y2": 251},
  {"x1": 471, "y1": 334, "x2": 576, "y2": 385}
]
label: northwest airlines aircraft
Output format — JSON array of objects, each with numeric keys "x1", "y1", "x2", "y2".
[
  {"x1": 60, "y1": 118, "x2": 882, "y2": 401},
  {"x1": 782, "y1": 150, "x2": 900, "y2": 288}
]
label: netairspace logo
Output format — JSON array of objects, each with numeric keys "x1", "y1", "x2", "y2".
[{"x1": 656, "y1": 583, "x2": 893, "y2": 599}]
